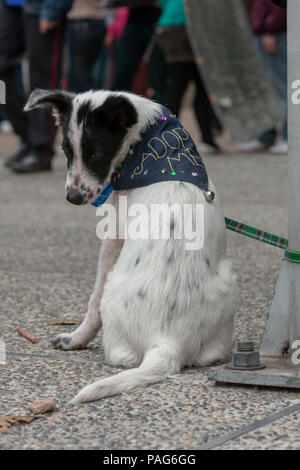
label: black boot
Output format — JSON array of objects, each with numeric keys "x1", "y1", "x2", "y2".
[
  {"x1": 4, "y1": 143, "x2": 30, "y2": 168},
  {"x1": 10, "y1": 153, "x2": 51, "y2": 173}
]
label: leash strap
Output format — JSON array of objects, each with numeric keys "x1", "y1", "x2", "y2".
[
  {"x1": 91, "y1": 189, "x2": 300, "y2": 263},
  {"x1": 225, "y1": 217, "x2": 287, "y2": 250},
  {"x1": 225, "y1": 217, "x2": 300, "y2": 263},
  {"x1": 285, "y1": 248, "x2": 300, "y2": 263}
]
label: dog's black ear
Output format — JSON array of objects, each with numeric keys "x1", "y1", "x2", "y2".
[
  {"x1": 24, "y1": 89, "x2": 75, "y2": 126},
  {"x1": 91, "y1": 95, "x2": 138, "y2": 132}
]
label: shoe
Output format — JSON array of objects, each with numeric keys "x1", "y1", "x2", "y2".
[
  {"x1": 235, "y1": 138, "x2": 268, "y2": 152},
  {"x1": 198, "y1": 142, "x2": 220, "y2": 155},
  {"x1": 269, "y1": 140, "x2": 288, "y2": 154},
  {"x1": 11, "y1": 154, "x2": 51, "y2": 173},
  {"x1": 4, "y1": 144, "x2": 30, "y2": 168},
  {"x1": 0, "y1": 120, "x2": 13, "y2": 134}
]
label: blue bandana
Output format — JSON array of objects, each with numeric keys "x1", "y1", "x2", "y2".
[{"x1": 92, "y1": 106, "x2": 209, "y2": 207}]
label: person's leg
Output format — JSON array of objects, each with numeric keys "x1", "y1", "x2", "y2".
[
  {"x1": 13, "y1": 13, "x2": 65, "y2": 172},
  {"x1": 112, "y1": 21, "x2": 154, "y2": 91},
  {"x1": 93, "y1": 46, "x2": 110, "y2": 89},
  {"x1": 270, "y1": 33, "x2": 287, "y2": 146},
  {"x1": 257, "y1": 34, "x2": 287, "y2": 147},
  {"x1": 67, "y1": 19, "x2": 106, "y2": 93},
  {"x1": 236, "y1": 36, "x2": 279, "y2": 152},
  {"x1": 258, "y1": 128, "x2": 278, "y2": 146},
  {"x1": 192, "y1": 64, "x2": 218, "y2": 148},
  {"x1": 262, "y1": 33, "x2": 287, "y2": 107},
  {"x1": 148, "y1": 43, "x2": 168, "y2": 104},
  {"x1": 0, "y1": 3, "x2": 28, "y2": 155},
  {"x1": 282, "y1": 119, "x2": 287, "y2": 142},
  {"x1": 166, "y1": 62, "x2": 191, "y2": 116}
]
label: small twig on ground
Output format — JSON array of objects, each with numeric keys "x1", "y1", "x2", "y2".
[{"x1": 16, "y1": 328, "x2": 38, "y2": 344}]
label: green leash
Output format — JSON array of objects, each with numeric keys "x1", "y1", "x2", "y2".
[{"x1": 225, "y1": 217, "x2": 300, "y2": 263}]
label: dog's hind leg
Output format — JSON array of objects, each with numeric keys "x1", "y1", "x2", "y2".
[
  {"x1": 52, "y1": 238, "x2": 124, "y2": 350},
  {"x1": 195, "y1": 317, "x2": 233, "y2": 367}
]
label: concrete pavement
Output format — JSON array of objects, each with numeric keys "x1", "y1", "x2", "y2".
[{"x1": 1, "y1": 124, "x2": 299, "y2": 450}]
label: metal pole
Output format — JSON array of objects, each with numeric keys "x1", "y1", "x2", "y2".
[
  {"x1": 207, "y1": 1, "x2": 300, "y2": 389},
  {"x1": 287, "y1": 1, "x2": 300, "y2": 254},
  {"x1": 260, "y1": 0, "x2": 300, "y2": 354}
]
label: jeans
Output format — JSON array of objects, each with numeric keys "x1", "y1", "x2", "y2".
[
  {"x1": 112, "y1": 21, "x2": 155, "y2": 92},
  {"x1": 0, "y1": 3, "x2": 64, "y2": 162},
  {"x1": 256, "y1": 33, "x2": 287, "y2": 143},
  {"x1": 67, "y1": 19, "x2": 106, "y2": 93}
]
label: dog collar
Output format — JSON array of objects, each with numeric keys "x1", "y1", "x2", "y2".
[{"x1": 92, "y1": 106, "x2": 210, "y2": 207}]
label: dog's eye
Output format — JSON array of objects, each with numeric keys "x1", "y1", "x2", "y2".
[{"x1": 90, "y1": 153, "x2": 102, "y2": 161}]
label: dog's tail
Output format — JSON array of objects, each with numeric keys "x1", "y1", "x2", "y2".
[{"x1": 70, "y1": 344, "x2": 180, "y2": 404}]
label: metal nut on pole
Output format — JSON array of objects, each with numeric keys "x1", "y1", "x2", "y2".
[
  {"x1": 233, "y1": 342, "x2": 260, "y2": 368},
  {"x1": 226, "y1": 341, "x2": 265, "y2": 370}
]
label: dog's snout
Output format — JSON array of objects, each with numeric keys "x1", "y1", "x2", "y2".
[{"x1": 66, "y1": 189, "x2": 83, "y2": 205}]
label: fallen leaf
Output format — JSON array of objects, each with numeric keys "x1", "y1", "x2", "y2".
[
  {"x1": 27, "y1": 398, "x2": 56, "y2": 415},
  {"x1": 0, "y1": 416, "x2": 38, "y2": 433}
]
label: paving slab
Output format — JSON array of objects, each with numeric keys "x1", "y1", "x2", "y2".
[{"x1": 1, "y1": 124, "x2": 298, "y2": 450}]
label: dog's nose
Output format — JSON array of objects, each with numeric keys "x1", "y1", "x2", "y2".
[{"x1": 66, "y1": 189, "x2": 83, "y2": 205}]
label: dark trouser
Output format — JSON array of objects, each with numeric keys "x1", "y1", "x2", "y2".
[
  {"x1": 0, "y1": 4, "x2": 28, "y2": 142},
  {"x1": 112, "y1": 21, "x2": 155, "y2": 92},
  {"x1": 148, "y1": 43, "x2": 168, "y2": 103},
  {"x1": 0, "y1": 3, "x2": 64, "y2": 164},
  {"x1": 166, "y1": 62, "x2": 219, "y2": 146},
  {"x1": 67, "y1": 19, "x2": 106, "y2": 93}
]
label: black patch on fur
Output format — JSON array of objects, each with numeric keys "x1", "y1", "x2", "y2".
[
  {"x1": 77, "y1": 101, "x2": 92, "y2": 125},
  {"x1": 170, "y1": 216, "x2": 175, "y2": 236},
  {"x1": 26, "y1": 90, "x2": 75, "y2": 169},
  {"x1": 135, "y1": 257, "x2": 140, "y2": 266},
  {"x1": 165, "y1": 299, "x2": 177, "y2": 326},
  {"x1": 61, "y1": 135, "x2": 74, "y2": 169},
  {"x1": 28, "y1": 89, "x2": 74, "y2": 125},
  {"x1": 148, "y1": 240, "x2": 154, "y2": 250},
  {"x1": 166, "y1": 251, "x2": 175, "y2": 264},
  {"x1": 137, "y1": 287, "x2": 146, "y2": 298},
  {"x1": 79, "y1": 95, "x2": 138, "y2": 184}
]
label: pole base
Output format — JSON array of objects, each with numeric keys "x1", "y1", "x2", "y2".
[{"x1": 208, "y1": 356, "x2": 300, "y2": 389}]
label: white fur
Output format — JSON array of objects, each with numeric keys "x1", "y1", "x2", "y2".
[{"x1": 49, "y1": 91, "x2": 237, "y2": 403}]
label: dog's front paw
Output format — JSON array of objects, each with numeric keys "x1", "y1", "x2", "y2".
[{"x1": 51, "y1": 333, "x2": 75, "y2": 350}]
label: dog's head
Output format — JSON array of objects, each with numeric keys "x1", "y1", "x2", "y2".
[{"x1": 24, "y1": 89, "x2": 138, "y2": 205}]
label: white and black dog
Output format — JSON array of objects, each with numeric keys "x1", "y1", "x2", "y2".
[{"x1": 24, "y1": 89, "x2": 237, "y2": 404}]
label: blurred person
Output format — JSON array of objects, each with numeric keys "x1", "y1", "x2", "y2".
[
  {"x1": 108, "y1": 0, "x2": 161, "y2": 92},
  {"x1": 271, "y1": 0, "x2": 286, "y2": 8},
  {"x1": 105, "y1": 6, "x2": 129, "y2": 48},
  {"x1": 66, "y1": 0, "x2": 107, "y2": 93},
  {"x1": 237, "y1": 0, "x2": 287, "y2": 154},
  {"x1": 0, "y1": 62, "x2": 23, "y2": 134},
  {"x1": 147, "y1": 35, "x2": 168, "y2": 103},
  {"x1": 0, "y1": 0, "x2": 72, "y2": 172},
  {"x1": 0, "y1": 106, "x2": 13, "y2": 133},
  {"x1": 157, "y1": 0, "x2": 221, "y2": 155},
  {"x1": 98, "y1": 6, "x2": 129, "y2": 88}
]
